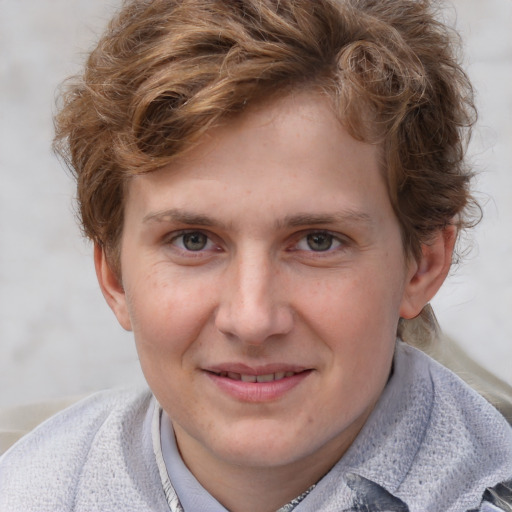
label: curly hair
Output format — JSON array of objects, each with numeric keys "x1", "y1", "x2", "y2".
[{"x1": 54, "y1": 0, "x2": 478, "y2": 281}]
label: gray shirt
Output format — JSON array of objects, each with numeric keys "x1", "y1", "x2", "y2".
[{"x1": 1, "y1": 342, "x2": 511, "y2": 511}]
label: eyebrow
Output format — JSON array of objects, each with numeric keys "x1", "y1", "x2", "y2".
[
  {"x1": 279, "y1": 211, "x2": 374, "y2": 229},
  {"x1": 143, "y1": 208, "x2": 225, "y2": 228},
  {"x1": 143, "y1": 208, "x2": 374, "y2": 230}
]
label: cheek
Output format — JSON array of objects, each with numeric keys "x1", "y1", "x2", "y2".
[
  {"x1": 297, "y1": 268, "x2": 403, "y2": 340},
  {"x1": 293, "y1": 267, "x2": 403, "y2": 395},
  {"x1": 124, "y1": 269, "x2": 217, "y2": 357}
]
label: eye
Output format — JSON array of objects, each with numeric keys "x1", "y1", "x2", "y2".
[
  {"x1": 296, "y1": 232, "x2": 343, "y2": 252},
  {"x1": 170, "y1": 231, "x2": 215, "y2": 252},
  {"x1": 182, "y1": 232, "x2": 208, "y2": 251}
]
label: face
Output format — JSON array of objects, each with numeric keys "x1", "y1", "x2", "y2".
[{"x1": 99, "y1": 92, "x2": 435, "y2": 480}]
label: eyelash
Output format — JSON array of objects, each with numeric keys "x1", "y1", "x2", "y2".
[
  {"x1": 166, "y1": 229, "x2": 348, "y2": 256},
  {"x1": 293, "y1": 231, "x2": 344, "y2": 253},
  {"x1": 166, "y1": 230, "x2": 219, "y2": 253}
]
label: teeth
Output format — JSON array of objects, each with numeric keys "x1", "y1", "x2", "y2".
[
  {"x1": 256, "y1": 373, "x2": 275, "y2": 383},
  {"x1": 217, "y1": 371, "x2": 298, "y2": 382}
]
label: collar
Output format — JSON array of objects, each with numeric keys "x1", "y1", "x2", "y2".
[
  {"x1": 154, "y1": 406, "x2": 314, "y2": 512},
  {"x1": 150, "y1": 342, "x2": 512, "y2": 512}
]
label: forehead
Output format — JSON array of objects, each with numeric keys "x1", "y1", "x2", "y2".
[{"x1": 124, "y1": 91, "x2": 390, "y2": 230}]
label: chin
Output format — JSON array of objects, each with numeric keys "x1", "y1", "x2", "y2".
[
  {"x1": 206, "y1": 420, "x2": 332, "y2": 469},
  {"x1": 221, "y1": 442, "x2": 307, "y2": 469}
]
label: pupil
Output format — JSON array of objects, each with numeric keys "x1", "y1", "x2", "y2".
[
  {"x1": 307, "y1": 233, "x2": 332, "y2": 251},
  {"x1": 183, "y1": 232, "x2": 207, "y2": 251}
]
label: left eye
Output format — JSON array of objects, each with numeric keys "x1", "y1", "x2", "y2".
[
  {"x1": 296, "y1": 232, "x2": 342, "y2": 252},
  {"x1": 171, "y1": 231, "x2": 213, "y2": 251}
]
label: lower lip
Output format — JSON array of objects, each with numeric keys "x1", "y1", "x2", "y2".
[{"x1": 205, "y1": 370, "x2": 312, "y2": 403}]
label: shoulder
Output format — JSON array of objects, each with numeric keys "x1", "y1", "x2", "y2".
[
  {"x1": 397, "y1": 342, "x2": 512, "y2": 510},
  {"x1": 405, "y1": 342, "x2": 512, "y2": 450},
  {"x1": 324, "y1": 342, "x2": 512, "y2": 512},
  {"x1": 0, "y1": 387, "x2": 168, "y2": 512}
]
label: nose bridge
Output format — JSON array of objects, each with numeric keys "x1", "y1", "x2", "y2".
[
  {"x1": 237, "y1": 250, "x2": 273, "y2": 315},
  {"x1": 216, "y1": 246, "x2": 292, "y2": 343}
]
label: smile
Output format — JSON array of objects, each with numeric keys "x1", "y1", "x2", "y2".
[
  {"x1": 212, "y1": 371, "x2": 298, "y2": 382},
  {"x1": 205, "y1": 368, "x2": 312, "y2": 402}
]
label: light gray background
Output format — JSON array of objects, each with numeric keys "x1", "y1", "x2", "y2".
[{"x1": 1, "y1": 0, "x2": 511, "y2": 409}]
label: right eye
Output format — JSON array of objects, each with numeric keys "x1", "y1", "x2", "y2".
[
  {"x1": 169, "y1": 231, "x2": 217, "y2": 252},
  {"x1": 294, "y1": 231, "x2": 344, "y2": 253}
]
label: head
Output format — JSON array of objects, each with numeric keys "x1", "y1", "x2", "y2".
[
  {"x1": 55, "y1": 0, "x2": 477, "y2": 270},
  {"x1": 54, "y1": 0, "x2": 478, "y2": 499}
]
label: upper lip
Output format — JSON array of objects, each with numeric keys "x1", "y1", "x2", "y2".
[{"x1": 204, "y1": 363, "x2": 309, "y2": 375}]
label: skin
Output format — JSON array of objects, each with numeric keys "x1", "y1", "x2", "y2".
[{"x1": 96, "y1": 91, "x2": 454, "y2": 512}]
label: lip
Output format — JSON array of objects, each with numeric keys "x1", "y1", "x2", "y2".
[
  {"x1": 206, "y1": 363, "x2": 308, "y2": 375},
  {"x1": 203, "y1": 363, "x2": 313, "y2": 403}
]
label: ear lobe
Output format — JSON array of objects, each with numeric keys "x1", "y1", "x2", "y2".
[
  {"x1": 399, "y1": 226, "x2": 456, "y2": 320},
  {"x1": 94, "y1": 244, "x2": 132, "y2": 331}
]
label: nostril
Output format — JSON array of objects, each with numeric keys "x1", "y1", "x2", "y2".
[
  {"x1": 214, "y1": 259, "x2": 293, "y2": 343},
  {"x1": 215, "y1": 302, "x2": 293, "y2": 344}
]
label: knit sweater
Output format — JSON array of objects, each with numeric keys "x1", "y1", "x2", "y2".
[{"x1": 1, "y1": 342, "x2": 511, "y2": 511}]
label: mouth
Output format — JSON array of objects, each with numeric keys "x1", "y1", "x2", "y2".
[
  {"x1": 209, "y1": 370, "x2": 302, "y2": 383},
  {"x1": 205, "y1": 367, "x2": 312, "y2": 402}
]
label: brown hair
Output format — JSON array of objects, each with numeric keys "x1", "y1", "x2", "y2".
[{"x1": 54, "y1": 0, "x2": 478, "y2": 282}]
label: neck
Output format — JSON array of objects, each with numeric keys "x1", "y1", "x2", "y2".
[
  {"x1": 180, "y1": 443, "x2": 326, "y2": 512},
  {"x1": 171, "y1": 421, "x2": 364, "y2": 512}
]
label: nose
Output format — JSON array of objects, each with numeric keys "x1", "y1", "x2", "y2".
[{"x1": 215, "y1": 251, "x2": 294, "y2": 345}]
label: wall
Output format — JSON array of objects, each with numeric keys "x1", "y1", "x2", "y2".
[{"x1": 0, "y1": 0, "x2": 510, "y2": 408}]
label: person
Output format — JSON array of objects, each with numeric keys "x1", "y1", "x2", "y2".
[{"x1": 1, "y1": 0, "x2": 511, "y2": 510}]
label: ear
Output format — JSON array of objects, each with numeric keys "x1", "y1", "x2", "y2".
[
  {"x1": 399, "y1": 226, "x2": 456, "y2": 319},
  {"x1": 94, "y1": 244, "x2": 132, "y2": 331}
]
